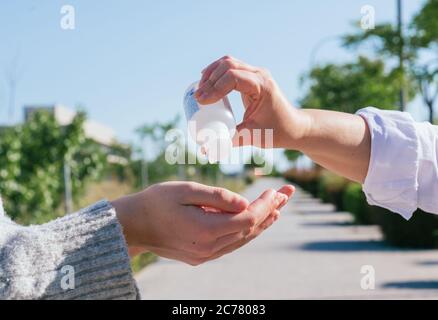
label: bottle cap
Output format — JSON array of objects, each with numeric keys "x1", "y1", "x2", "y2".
[{"x1": 201, "y1": 121, "x2": 232, "y2": 163}]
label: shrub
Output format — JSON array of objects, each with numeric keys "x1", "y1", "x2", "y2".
[
  {"x1": 317, "y1": 171, "x2": 349, "y2": 210},
  {"x1": 285, "y1": 166, "x2": 438, "y2": 248},
  {"x1": 342, "y1": 183, "x2": 377, "y2": 225},
  {"x1": 374, "y1": 207, "x2": 438, "y2": 248},
  {"x1": 0, "y1": 111, "x2": 105, "y2": 225},
  {"x1": 283, "y1": 168, "x2": 320, "y2": 196}
]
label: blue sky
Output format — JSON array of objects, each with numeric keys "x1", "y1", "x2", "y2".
[{"x1": 0, "y1": 0, "x2": 428, "y2": 161}]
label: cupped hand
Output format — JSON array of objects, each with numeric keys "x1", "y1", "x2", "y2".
[
  {"x1": 195, "y1": 56, "x2": 311, "y2": 149},
  {"x1": 113, "y1": 181, "x2": 294, "y2": 266}
]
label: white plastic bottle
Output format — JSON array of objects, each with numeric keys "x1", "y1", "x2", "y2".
[{"x1": 183, "y1": 81, "x2": 236, "y2": 163}]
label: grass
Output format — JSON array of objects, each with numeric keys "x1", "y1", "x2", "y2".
[
  {"x1": 131, "y1": 252, "x2": 158, "y2": 274},
  {"x1": 76, "y1": 178, "x2": 159, "y2": 272},
  {"x1": 189, "y1": 175, "x2": 248, "y2": 193},
  {"x1": 76, "y1": 179, "x2": 134, "y2": 209}
]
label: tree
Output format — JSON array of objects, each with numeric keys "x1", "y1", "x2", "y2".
[
  {"x1": 0, "y1": 110, "x2": 105, "y2": 224},
  {"x1": 135, "y1": 115, "x2": 181, "y2": 187},
  {"x1": 244, "y1": 151, "x2": 268, "y2": 170},
  {"x1": 343, "y1": 0, "x2": 437, "y2": 121},
  {"x1": 343, "y1": 17, "x2": 415, "y2": 112},
  {"x1": 413, "y1": 60, "x2": 438, "y2": 123},
  {"x1": 343, "y1": 23, "x2": 416, "y2": 62},
  {"x1": 136, "y1": 115, "x2": 181, "y2": 150},
  {"x1": 411, "y1": 0, "x2": 438, "y2": 123},
  {"x1": 284, "y1": 149, "x2": 302, "y2": 165},
  {"x1": 135, "y1": 115, "x2": 228, "y2": 186},
  {"x1": 300, "y1": 56, "x2": 413, "y2": 113},
  {"x1": 412, "y1": 0, "x2": 438, "y2": 48}
]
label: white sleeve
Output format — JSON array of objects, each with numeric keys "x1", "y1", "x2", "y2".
[{"x1": 357, "y1": 107, "x2": 438, "y2": 220}]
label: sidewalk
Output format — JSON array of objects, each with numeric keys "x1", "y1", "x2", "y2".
[{"x1": 136, "y1": 177, "x2": 438, "y2": 299}]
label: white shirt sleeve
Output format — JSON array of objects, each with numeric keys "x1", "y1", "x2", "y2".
[{"x1": 356, "y1": 107, "x2": 438, "y2": 220}]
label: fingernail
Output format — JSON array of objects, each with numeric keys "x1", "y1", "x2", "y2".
[
  {"x1": 195, "y1": 89, "x2": 209, "y2": 101},
  {"x1": 235, "y1": 198, "x2": 249, "y2": 210},
  {"x1": 195, "y1": 89, "x2": 202, "y2": 98},
  {"x1": 199, "y1": 92, "x2": 209, "y2": 100},
  {"x1": 276, "y1": 193, "x2": 287, "y2": 207}
]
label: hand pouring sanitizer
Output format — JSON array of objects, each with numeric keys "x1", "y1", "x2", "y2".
[{"x1": 183, "y1": 81, "x2": 236, "y2": 163}]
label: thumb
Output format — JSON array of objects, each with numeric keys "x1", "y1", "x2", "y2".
[
  {"x1": 232, "y1": 122, "x2": 252, "y2": 147},
  {"x1": 245, "y1": 189, "x2": 284, "y2": 226}
]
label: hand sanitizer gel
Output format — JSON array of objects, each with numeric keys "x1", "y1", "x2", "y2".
[{"x1": 183, "y1": 81, "x2": 236, "y2": 163}]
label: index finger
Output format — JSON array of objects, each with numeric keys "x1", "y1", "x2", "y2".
[
  {"x1": 181, "y1": 182, "x2": 249, "y2": 213},
  {"x1": 245, "y1": 188, "x2": 284, "y2": 226},
  {"x1": 196, "y1": 69, "x2": 262, "y2": 105},
  {"x1": 199, "y1": 59, "x2": 222, "y2": 87},
  {"x1": 199, "y1": 56, "x2": 257, "y2": 88},
  {"x1": 276, "y1": 185, "x2": 295, "y2": 209},
  {"x1": 210, "y1": 188, "x2": 282, "y2": 235}
]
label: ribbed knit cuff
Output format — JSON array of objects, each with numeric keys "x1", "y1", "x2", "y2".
[
  {"x1": 1, "y1": 200, "x2": 139, "y2": 300},
  {"x1": 42, "y1": 200, "x2": 139, "y2": 300}
]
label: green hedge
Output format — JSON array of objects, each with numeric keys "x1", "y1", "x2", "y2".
[
  {"x1": 284, "y1": 168, "x2": 438, "y2": 248},
  {"x1": 318, "y1": 172, "x2": 349, "y2": 211},
  {"x1": 343, "y1": 183, "x2": 378, "y2": 225},
  {"x1": 283, "y1": 168, "x2": 320, "y2": 196},
  {"x1": 373, "y1": 207, "x2": 438, "y2": 248}
]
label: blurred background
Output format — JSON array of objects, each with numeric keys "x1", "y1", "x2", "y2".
[{"x1": 0, "y1": 0, "x2": 437, "y2": 297}]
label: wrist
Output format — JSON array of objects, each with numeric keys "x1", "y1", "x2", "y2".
[
  {"x1": 280, "y1": 108, "x2": 314, "y2": 151},
  {"x1": 112, "y1": 194, "x2": 147, "y2": 252}
]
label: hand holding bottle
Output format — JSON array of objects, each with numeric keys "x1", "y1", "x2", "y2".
[
  {"x1": 196, "y1": 56, "x2": 371, "y2": 183},
  {"x1": 195, "y1": 56, "x2": 311, "y2": 149}
]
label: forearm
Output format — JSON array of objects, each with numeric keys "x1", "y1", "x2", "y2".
[
  {"x1": 0, "y1": 201, "x2": 138, "y2": 299},
  {"x1": 292, "y1": 109, "x2": 371, "y2": 183}
]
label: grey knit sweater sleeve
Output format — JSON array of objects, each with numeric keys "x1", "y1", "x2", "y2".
[{"x1": 0, "y1": 200, "x2": 139, "y2": 300}]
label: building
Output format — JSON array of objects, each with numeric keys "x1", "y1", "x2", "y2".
[
  {"x1": 23, "y1": 104, "x2": 129, "y2": 165},
  {"x1": 24, "y1": 104, "x2": 116, "y2": 147}
]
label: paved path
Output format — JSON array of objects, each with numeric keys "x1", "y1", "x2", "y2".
[{"x1": 136, "y1": 178, "x2": 438, "y2": 299}]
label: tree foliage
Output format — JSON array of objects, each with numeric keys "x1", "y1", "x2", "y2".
[
  {"x1": 300, "y1": 56, "x2": 413, "y2": 113},
  {"x1": 342, "y1": 0, "x2": 437, "y2": 121},
  {"x1": 284, "y1": 150, "x2": 302, "y2": 163},
  {"x1": 343, "y1": 23, "x2": 416, "y2": 62},
  {"x1": 412, "y1": 0, "x2": 438, "y2": 48},
  {"x1": 0, "y1": 110, "x2": 105, "y2": 224}
]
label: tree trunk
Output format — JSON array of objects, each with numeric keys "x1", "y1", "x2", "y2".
[{"x1": 428, "y1": 101, "x2": 434, "y2": 124}]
